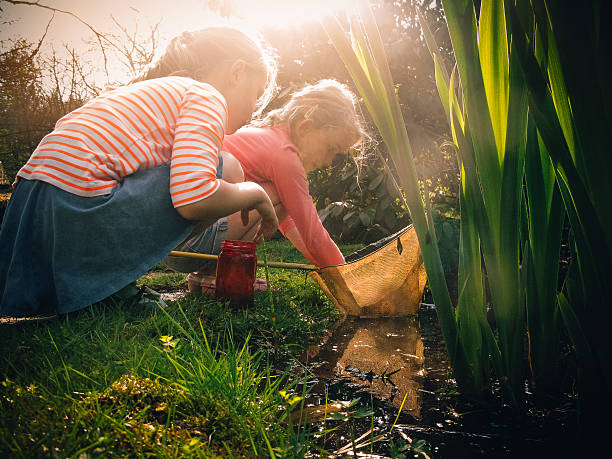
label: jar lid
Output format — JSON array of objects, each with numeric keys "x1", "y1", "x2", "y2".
[{"x1": 221, "y1": 239, "x2": 257, "y2": 253}]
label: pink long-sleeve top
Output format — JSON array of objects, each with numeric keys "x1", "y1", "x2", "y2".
[{"x1": 222, "y1": 124, "x2": 345, "y2": 267}]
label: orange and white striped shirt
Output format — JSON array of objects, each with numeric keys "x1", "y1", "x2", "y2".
[{"x1": 16, "y1": 76, "x2": 227, "y2": 208}]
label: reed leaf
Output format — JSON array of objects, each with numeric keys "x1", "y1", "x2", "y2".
[
  {"x1": 450, "y1": 108, "x2": 504, "y2": 391},
  {"x1": 544, "y1": 2, "x2": 612, "y2": 249},
  {"x1": 442, "y1": 0, "x2": 501, "y2": 224},
  {"x1": 494, "y1": 32, "x2": 528, "y2": 398},
  {"x1": 421, "y1": 6, "x2": 509, "y2": 397},
  {"x1": 524, "y1": 117, "x2": 564, "y2": 391},
  {"x1": 441, "y1": 0, "x2": 530, "y2": 402},
  {"x1": 507, "y1": 3, "x2": 612, "y2": 402},
  {"x1": 506, "y1": 2, "x2": 611, "y2": 286},
  {"x1": 323, "y1": 0, "x2": 479, "y2": 393},
  {"x1": 478, "y1": 0, "x2": 509, "y2": 158},
  {"x1": 418, "y1": 0, "x2": 610, "y2": 414},
  {"x1": 418, "y1": 9, "x2": 463, "y2": 131},
  {"x1": 456, "y1": 178, "x2": 487, "y2": 391}
]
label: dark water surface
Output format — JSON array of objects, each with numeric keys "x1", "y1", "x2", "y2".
[{"x1": 299, "y1": 304, "x2": 578, "y2": 458}]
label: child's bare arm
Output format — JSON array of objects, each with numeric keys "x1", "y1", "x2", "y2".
[
  {"x1": 282, "y1": 226, "x2": 317, "y2": 265},
  {"x1": 176, "y1": 180, "x2": 278, "y2": 241}
]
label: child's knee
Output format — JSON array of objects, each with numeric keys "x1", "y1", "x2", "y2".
[{"x1": 220, "y1": 151, "x2": 244, "y2": 183}]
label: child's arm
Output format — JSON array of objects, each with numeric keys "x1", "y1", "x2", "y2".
[
  {"x1": 177, "y1": 180, "x2": 278, "y2": 241},
  {"x1": 170, "y1": 84, "x2": 278, "y2": 240},
  {"x1": 282, "y1": 225, "x2": 317, "y2": 264},
  {"x1": 271, "y1": 155, "x2": 345, "y2": 267}
]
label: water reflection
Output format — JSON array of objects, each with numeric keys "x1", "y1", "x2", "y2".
[{"x1": 306, "y1": 315, "x2": 425, "y2": 419}]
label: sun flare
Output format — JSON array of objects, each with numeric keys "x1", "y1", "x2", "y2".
[{"x1": 228, "y1": 0, "x2": 354, "y2": 28}]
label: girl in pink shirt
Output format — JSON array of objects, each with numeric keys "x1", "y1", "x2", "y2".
[{"x1": 164, "y1": 80, "x2": 365, "y2": 290}]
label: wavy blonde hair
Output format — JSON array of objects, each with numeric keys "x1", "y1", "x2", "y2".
[
  {"x1": 132, "y1": 26, "x2": 278, "y2": 114},
  {"x1": 253, "y1": 79, "x2": 366, "y2": 147}
]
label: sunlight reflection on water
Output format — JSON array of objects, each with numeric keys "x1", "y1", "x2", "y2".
[{"x1": 305, "y1": 314, "x2": 426, "y2": 418}]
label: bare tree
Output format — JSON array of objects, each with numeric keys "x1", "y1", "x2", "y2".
[
  {"x1": 1, "y1": 0, "x2": 160, "y2": 85},
  {"x1": 1, "y1": 0, "x2": 115, "y2": 79},
  {"x1": 102, "y1": 15, "x2": 161, "y2": 80},
  {"x1": 0, "y1": 1, "x2": 162, "y2": 180}
]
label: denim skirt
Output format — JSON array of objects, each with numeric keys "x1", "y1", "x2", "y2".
[{"x1": 0, "y1": 164, "x2": 197, "y2": 317}]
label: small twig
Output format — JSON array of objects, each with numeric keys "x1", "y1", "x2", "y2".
[{"x1": 27, "y1": 9, "x2": 53, "y2": 58}]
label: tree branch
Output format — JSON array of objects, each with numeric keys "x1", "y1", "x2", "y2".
[
  {"x1": 28, "y1": 9, "x2": 53, "y2": 58},
  {"x1": 2, "y1": 0, "x2": 113, "y2": 80}
]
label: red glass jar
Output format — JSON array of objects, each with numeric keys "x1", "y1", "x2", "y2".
[{"x1": 215, "y1": 240, "x2": 257, "y2": 307}]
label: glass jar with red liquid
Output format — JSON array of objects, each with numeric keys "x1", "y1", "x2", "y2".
[{"x1": 215, "y1": 240, "x2": 257, "y2": 307}]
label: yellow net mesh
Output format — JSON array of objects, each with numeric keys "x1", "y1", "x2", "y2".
[{"x1": 310, "y1": 225, "x2": 427, "y2": 317}]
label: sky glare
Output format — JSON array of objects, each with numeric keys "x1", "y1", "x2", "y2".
[{"x1": 1, "y1": 0, "x2": 353, "y2": 86}]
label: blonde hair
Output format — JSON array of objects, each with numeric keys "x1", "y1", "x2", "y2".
[
  {"x1": 132, "y1": 26, "x2": 278, "y2": 113},
  {"x1": 253, "y1": 79, "x2": 366, "y2": 147}
]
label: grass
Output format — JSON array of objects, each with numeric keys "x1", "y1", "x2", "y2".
[{"x1": 0, "y1": 239, "x2": 366, "y2": 457}]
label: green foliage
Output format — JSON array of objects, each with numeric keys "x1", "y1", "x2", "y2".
[
  {"x1": 505, "y1": 0, "x2": 612, "y2": 430},
  {"x1": 326, "y1": 0, "x2": 601, "y2": 412},
  {"x1": 0, "y1": 39, "x2": 90, "y2": 181},
  {"x1": 417, "y1": 0, "x2": 611, "y2": 425},
  {"x1": 256, "y1": 2, "x2": 459, "y2": 243},
  {"x1": 312, "y1": 154, "x2": 411, "y2": 243},
  {"x1": 436, "y1": 0, "x2": 528, "y2": 404}
]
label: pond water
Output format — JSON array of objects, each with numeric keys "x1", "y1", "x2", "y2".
[{"x1": 297, "y1": 304, "x2": 578, "y2": 458}]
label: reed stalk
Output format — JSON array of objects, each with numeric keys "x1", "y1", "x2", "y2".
[
  {"x1": 328, "y1": 0, "x2": 566, "y2": 405},
  {"x1": 322, "y1": 0, "x2": 477, "y2": 395},
  {"x1": 422, "y1": 0, "x2": 611, "y2": 412},
  {"x1": 418, "y1": 0, "x2": 575, "y2": 404}
]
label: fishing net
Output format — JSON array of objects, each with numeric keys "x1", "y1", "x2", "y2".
[{"x1": 310, "y1": 225, "x2": 427, "y2": 317}]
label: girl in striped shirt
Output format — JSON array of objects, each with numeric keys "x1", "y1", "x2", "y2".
[{"x1": 0, "y1": 26, "x2": 279, "y2": 317}]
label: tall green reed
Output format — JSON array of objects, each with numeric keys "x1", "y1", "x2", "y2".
[
  {"x1": 324, "y1": 0, "x2": 583, "y2": 406},
  {"x1": 322, "y1": 0, "x2": 477, "y2": 395},
  {"x1": 421, "y1": 0, "x2": 570, "y2": 402},
  {"x1": 424, "y1": 0, "x2": 531, "y2": 404},
  {"x1": 422, "y1": 0, "x2": 610, "y2": 410},
  {"x1": 504, "y1": 0, "x2": 612, "y2": 428},
  {"x1": 523, "y1": 117, "x2": 564, "y2": 393}
]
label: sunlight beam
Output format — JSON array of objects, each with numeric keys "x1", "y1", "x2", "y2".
[{"x1": 229, "y1": 0, "x2": 354, "y2": 28}]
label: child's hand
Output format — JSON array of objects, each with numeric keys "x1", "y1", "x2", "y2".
[
  {"x1": 241, "y1": 208, "x2": 250, "y2": 227},
  {"x1": 253, "y1": 197, "x2": 278, "y2": 242}
]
